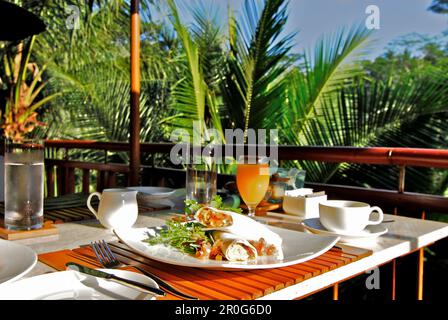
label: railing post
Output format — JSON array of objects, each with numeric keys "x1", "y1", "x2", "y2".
[
  {"x1": 82, "y1": 169, "x2": 90, "y2": 194},
  {"x1": 333, "y1": 283, "x2": 339, "y2": 301},
  {"x1": 67, "y1": 167, "x2": 75, "y2": 194},
  {"x1": 45, "y1": 165, "x2": 55, "y2": 197},
  {"x1": 418, "y1": 211, "x2": 426, "y2": 300},
  {"x1": 96, "y1": 171, "x2": 102, "y2": 192},
  {"x1": 398, "y1": 166, "x2": 406, "y2": 194},
  {"x1": 391, "y1": 165, "x2": 406, "y2": 300},
  {"x1": 108, "y1": 171, "x2": 117, "y2": 188},
  {"x1": 56, "y1": 167, "x2": 65, "y2": 196}
]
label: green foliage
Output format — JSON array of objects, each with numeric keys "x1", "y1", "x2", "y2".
[
  {"x1": 164, "y1": 0, "x2": 223, "y2": 143},
  {"x1": 220, "y1": 0, "x2": 294, "y2": 135},
  {"x1": 0, "y1": 36, "x2": 60, "y2": 140},
  {"x1": 280, "y1": 25, "x2": 372, "y2": 145},
  {"x1": 31, "y1": 0, "x2": 176, "y2": 161},
  {"x1": 185, "y1": 195, "x2": 243, "y2": 215},
  {"x1": 428, "y1": 0, "x2": 448, "y2": 14},
  {"x1": 1, "y1": 0, "x2": 447, "y2": 195},
  {"x1": 145, "y1": 220, "x2": 210, "y2": 255}
]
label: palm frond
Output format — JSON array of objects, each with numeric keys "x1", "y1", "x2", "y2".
[
  {"x1": 283, "y1": 24, "x2": 372, "y2": 144},
  {"x1": 294, "y1": 71, "x2": 448, "y2": 183},
  {"x1": 33, "y1": 0, "x2": 173, "y2": 149},
  {"x1": 220, "y1": 0, "x2": 295, "y2": 136},
  {"x1": 164, "y1": 0, "x2": 223, "y2": 143},
  {"x1": 190, "y1": 1, "x2": 225, "y2": 91}
]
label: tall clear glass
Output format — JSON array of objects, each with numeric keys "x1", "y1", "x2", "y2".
[
  {"x1": 236, "y1": 156, "x2": 270, "y2": 217},
  {"x1": 4, "y1": 139, "x2": 44, "y2": 230},
  {"x1": 186, "y1": 146, "x2": 217, "y2": 206}
]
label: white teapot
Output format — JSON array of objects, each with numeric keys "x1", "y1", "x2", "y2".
[{"x1": 87, "y1": 189, "x2": 138, "y2": 229}]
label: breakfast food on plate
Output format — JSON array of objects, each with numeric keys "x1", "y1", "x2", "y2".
[
  {"x1": 194, "y1": 207, "x2": 283, "y2": 251},
  {"x1": 195, "y1": 207, "x2": 233, "y2": 228},
  {"x1": 209, "y1": 231, "x2": 258, "y2": 262},
  {"x1": 144, "y1": 196, "x2": 283, "y2": 263}
]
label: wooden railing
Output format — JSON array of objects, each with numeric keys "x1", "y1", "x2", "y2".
[
  {"x1": 42, "y1": 140, "x2": 448, "y2": 216},
  {"x1": 44, "y1": 140, "x2": 448, "y2": 168}
]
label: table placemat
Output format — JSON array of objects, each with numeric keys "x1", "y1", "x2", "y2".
[{"x1": 38, "y1": 242, "x2": 373, "y2": 300}]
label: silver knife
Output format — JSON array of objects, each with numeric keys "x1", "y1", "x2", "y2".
[{"x1": 66, "y1": 263, "x2": 166, "y2": 297}]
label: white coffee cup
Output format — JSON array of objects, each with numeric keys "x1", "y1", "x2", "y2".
[
  {"x1": 87, "y1": 189, "x2": 138, "y2": 230},
  {"x1": 319, "y1": 200, "x2": 384, "y2": 234}
]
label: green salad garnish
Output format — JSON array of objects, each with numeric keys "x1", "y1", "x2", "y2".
[
  {"x1": 185, "y1": 195, "x2": 242, "y2": 216},
  {"x1": 144, "y1": 221, "x2": 211, "y2": 255},
  {"x1": 143, "y1": 195, "x2": 241, "y2": 256}
]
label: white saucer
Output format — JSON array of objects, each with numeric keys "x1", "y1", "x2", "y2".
[{"x1": 302, "y1": 218, "x2": 388, "y2": 242}]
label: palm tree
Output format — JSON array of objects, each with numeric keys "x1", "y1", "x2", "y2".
[
  {"x1": 219, "y1": 0, "x2": 295, "y2": 138},
  {"x1": 429, "y1": 0, "x2": 448, "y2": 14},
  {"x1": 31, "y1": 0, "x2": 177, "y2": 162},
  {"x1": 0, "y1": 36, "x2": 60, "y2": 141},
  {"x1": 292, "y1": 72, "x2": 448, "y2": 185},
  {"x1": 166, "y1": 0, "x2": 448, "y2": 192},
  {"x1": 3, "y1": 0, "x2": 446, "y2": 193},
  {"x1": 163, "y1": 0, "x2": 224, "y2": 144}
]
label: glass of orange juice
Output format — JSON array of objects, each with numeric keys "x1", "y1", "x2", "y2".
[{"x1": 236, "y1": 156, "x2": 270, "y2": 217}]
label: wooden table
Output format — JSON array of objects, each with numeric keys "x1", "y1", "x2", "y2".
[{"x1": 10, "y1": 210, "x2": 448, "y2": 300}]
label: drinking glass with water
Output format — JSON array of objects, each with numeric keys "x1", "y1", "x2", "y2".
[
  {"x1": 185, "y1": 147, "x2": 217, "y2": 206},
  {"x1": 4, "y1": 139, "x2": 44, "y2": 230}
]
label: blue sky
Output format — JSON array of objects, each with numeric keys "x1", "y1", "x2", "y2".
[
  {"x1": 283, "y1": 0, "x2": 447, "y2": 58},
  {"x1": 162, "y1": 0, "x2": 448, "y2": 59}
]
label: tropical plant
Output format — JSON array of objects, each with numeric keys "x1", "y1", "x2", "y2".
[
  {"x1": 295, "y1": 72, "x2": 448, "y2": 186},
  {"x1": 220, "y1": 0, "x2": 294, "y2": 136},
  {"x1": 30, "y1": 0, "x2": 176, "y2": 162},
  {"x1": 279, "y1": 24, "x2": 372, "y2": 146},
  {"x1": 428, "y1": 0, "x2": 448, "y2": 14},
  {"x1": 165, "y1": 0, "x2": 448, "y2": 193},
  {"x1": 0, "y1": 36, "x2": 60, "y2": 141},
  {"x1": 163, "y1": 0, "x2": 224, "y2": 144},
  {"x1": 3, "y1": 0, "x2": 446, "y2": 195}
]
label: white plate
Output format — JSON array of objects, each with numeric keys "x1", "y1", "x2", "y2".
[
  {"x1": 0, "y1": 239, "x2": 37, "y2": 284},
  {"x1": 0, "y1": 269, "x2": 159, "y2": 300},
  {"x1": 114, "y1": 226, "x2": 339, "y2": 271},
  {"x1": 127, "y1": 187, "x2": 176, "y2": 200},
  {"x1": 302, "y1": 218, "x2": 388, "y2": 242},
  {"x1": 127, "y1": 187, "x2": 176, "y2": 197}
]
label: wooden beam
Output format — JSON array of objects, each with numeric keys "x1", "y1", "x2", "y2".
[
  {"x1": 45, "y1": 159, "x2": 129, "y2": 173},
  {"x1": 130, "y1": 0, "x2": 141, "y2": 186}
]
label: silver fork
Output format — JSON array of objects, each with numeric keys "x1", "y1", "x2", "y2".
[{"x1": 90, "y1": 241, "x2": 199, "y2": 300}]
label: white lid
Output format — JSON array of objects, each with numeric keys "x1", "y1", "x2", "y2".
[{"x1": 285, "y1": 188, "x2": 314, "y2": 197}]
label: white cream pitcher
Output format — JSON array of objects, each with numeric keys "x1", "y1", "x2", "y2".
[{"x1": 87, "y1": 189, "x2": 138, "y2": 229}]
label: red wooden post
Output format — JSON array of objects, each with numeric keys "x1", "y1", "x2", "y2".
[
  {"x1": 130, "y1": 0, "x2": 141, "y2": 186},
  {"x1": 67, "y1": 168, "x2": 75, "y2": 194},
  {"x1": 56, "y1": 167, "x2": 65, "y2": 196},
  {"x1": 108, "y1": 172, "x2": 117, "y2": 188},
  {"x1": 82, "y1": 169, "x2": 90, "y2": 194},
  {"x1": 45, "y1": 165, "x2": 55, "y2": 197}
]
